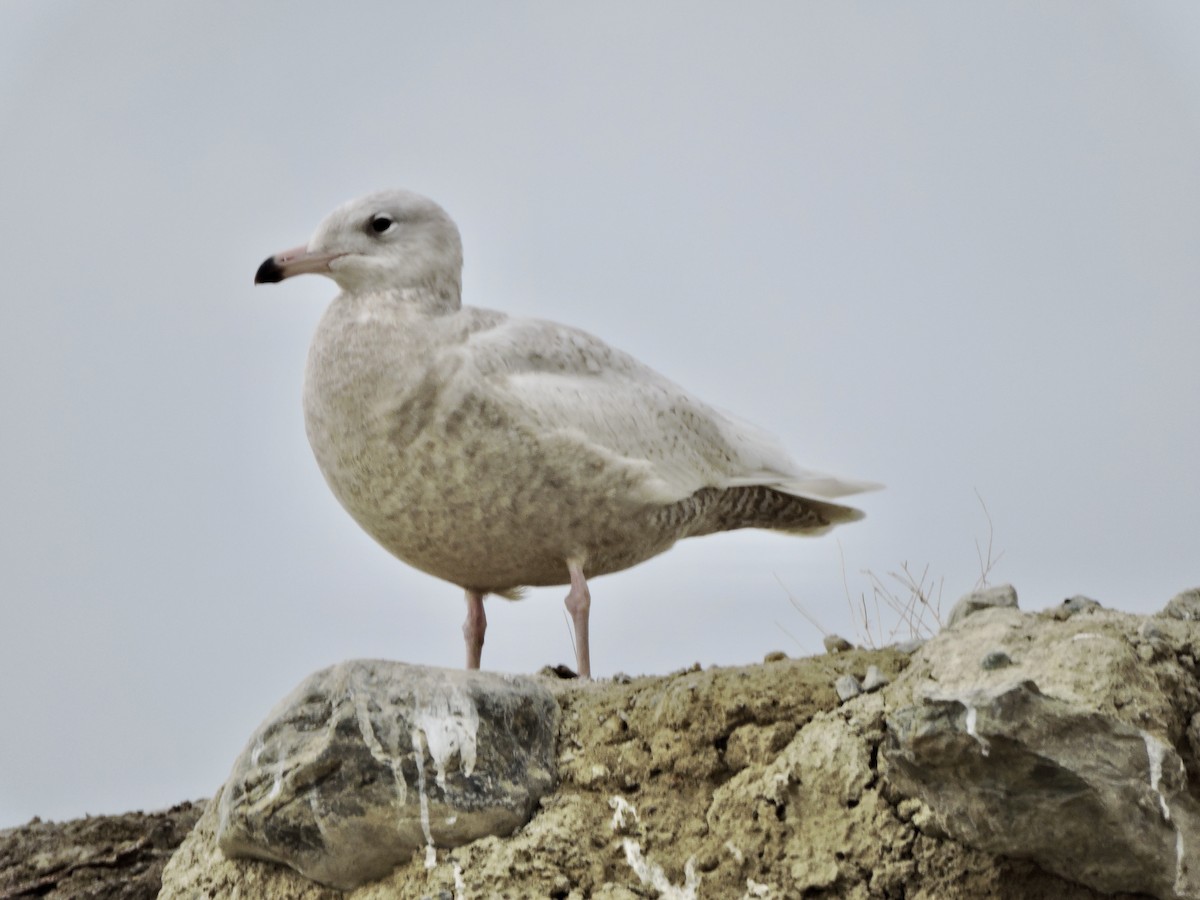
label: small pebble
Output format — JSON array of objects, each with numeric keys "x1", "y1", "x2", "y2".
[
  {"x1": 539, "y1": 664, "x2": 578, "y2": 679},
  {"x1": 862, "y1": 665, "x2": 890, "y2": 692},
  {"x1": 824, "y1": 634, "x2": 854, "y2": 654},
  {"x1": 835, "y1": 674, "x2": 862, "y2": 702},
  {"x1": 763, "y1": 650, "x2": 788, "y2": 663},
  {"x1": 980, "y1": 650, "x2": 1012, "y2": 671},
  {"x1": 1062, "y1": 595, "x2": 1101, "y2": 614}
]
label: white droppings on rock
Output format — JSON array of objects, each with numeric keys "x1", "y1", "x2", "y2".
[
  {"x1": 724, "y1": 840, "x2": 744, "y2": 864},
  {"x1": 353, "y1": 683, "x2": 408, "y2": 807},
  {"x1": 1071, "y1": 632, "x2": 1100, "y2": 642},
  {"x1": 609, "y1": 796, "x2": 640, "y2": 833},
  {"x1": 353, "y1": 687, "x2": 387, "y2": 761},
  {"x1": 412, "y1": 681, "x2": 480, "y2": 791},
  {"x1": 769, "y1": 771, "x2": 789, "y2": 801},
  {"x1": 1142, "y1": 735, "x2": 1190, "y2": 900},
  {"x1": 306, "y1": 792, "x2": 328, "y2": 841},
  {"x1": 1142, "y1": 731, "x2": 1172, "y2": 822},
  {"x1": 453, "y1": 863, "x2": 466, "y2": 900},
  {"x1": 410, "y1": 727, "x2": 437, "y2": 870},
  {"x1": 1176, "y1": 828, "x2": 1186, "y2": 895},
  {"x1": 622, "y1": 839, "x2": 700, "y2": 900},
  {"x1": 743, "y1": 877, "x2": 772, "y2": 897},
  {"x1": 212, "y1": 662, "x2": 560, "y2": 892},
  {"x1": 965, "y1": 706, "x2": 990, "y2": 757}
]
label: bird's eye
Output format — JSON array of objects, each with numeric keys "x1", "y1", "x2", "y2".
[{"x1": 369, "y1": 214, "x2": 396, "y2": 235}]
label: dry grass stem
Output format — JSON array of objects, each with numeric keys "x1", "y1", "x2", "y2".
[
  {"x1": 973, "y1": 488, "x2": 1005, "y2": 588},
  {"x1": 779, "y1": 493, "x2": 1003, "y2": 651}
]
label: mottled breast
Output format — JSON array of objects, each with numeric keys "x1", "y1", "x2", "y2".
[{"x1": 301, "y1": 299, "x2": 673, "y2": 590}]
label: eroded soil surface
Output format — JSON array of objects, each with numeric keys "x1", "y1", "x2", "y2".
[{"x1": 0, "y1": 801, "x2": 202, "y2": 899}]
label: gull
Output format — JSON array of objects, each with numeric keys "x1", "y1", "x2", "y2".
[{"x1": 255, "y1": 189, "x2": 875, "y2": 678}]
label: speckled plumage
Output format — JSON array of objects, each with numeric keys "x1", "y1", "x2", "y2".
[{"x1": 258, "y1": 189, "x2": 876, "y2": 674}]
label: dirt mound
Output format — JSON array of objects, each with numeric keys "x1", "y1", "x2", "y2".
[
  {"x1": 159, "y1": 642, "x2": 1144, "y2": 898},
  {"x1": 0, "y1": 801, "x2": 201, "y2": 899}
]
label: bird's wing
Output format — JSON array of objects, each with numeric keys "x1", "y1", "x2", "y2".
[{"x1": 461, "y1": 315, "x2": 876, "y2": 505}]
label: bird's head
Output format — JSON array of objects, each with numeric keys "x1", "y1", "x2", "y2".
[{"x1": 254, "y1": 189, "x2": 464, "y2": 301}]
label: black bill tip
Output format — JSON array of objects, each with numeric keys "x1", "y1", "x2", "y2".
[{"x1": 254, "y1": 256, "x2": 284, "y2": 284}]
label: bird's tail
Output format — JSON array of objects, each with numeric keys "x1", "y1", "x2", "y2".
[{"x1": 680, "y1": 485, "x2": 865, "y2": 538}]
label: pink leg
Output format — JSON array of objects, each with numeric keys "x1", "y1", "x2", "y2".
[
  {"x1": 564, "y1": 561, "x2": 591, "y2": 679},
  {"x1": 463, "y1": 590, "x2": 486, "y2": 670}
]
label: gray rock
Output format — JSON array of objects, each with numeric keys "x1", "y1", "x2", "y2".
[
  {"x1": 1061, "y1": 595, "x2": 1102, "y2": 615},
  {"x1": 892, "y1": 638, "x2": 925, "y2": 655},
  {"x1": 216, "y1": 660, "x2": 558, "y2": 890},
  {"x1": 945, "y1": 584, "x2": 1018, "y2": 628},
  {"x1": 1161, "y1": 588, "x2": 1200, "y2": 622},
  {"x1": 823, "y1": 634, "x2": 854, "y2": 654},
  {"x1": 885, "y1": 680, "x2": 1200, "y2": 899},
  {"x1": 861, "y1": 665, "x2": 889, "y2": 692},
  {"x1": 979, "y1": 650, "x2": 1012, "y2": 671},
  {"x1": 834, "y1": 674, "x2": 862, "y2": 702}
]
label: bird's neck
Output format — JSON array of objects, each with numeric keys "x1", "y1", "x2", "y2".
[
  {"x1": 365, "y1": 272, "x2": 462, "y2": 315},
  {"x1": 413, "y1": 270, "x2": 463, "y2": 313}
]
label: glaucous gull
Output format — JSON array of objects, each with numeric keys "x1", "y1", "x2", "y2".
[{"x1": 255, "y1": 189, "x2": 876, "y2": 678}]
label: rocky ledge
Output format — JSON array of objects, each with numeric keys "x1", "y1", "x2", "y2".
[
  {"x1": 0, "y1": 801, "x2": 202, "y2": 900},
  {"x1": 6, "y1": 587, "x2": 1200, "y2": 899}
]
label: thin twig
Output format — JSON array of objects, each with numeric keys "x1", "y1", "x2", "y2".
[
  {"x1": 774, "y1": 619, "x2": 807, "y2": 649},
  {"x1": 773, "y1": 572, "x2": 829, "y2": 636},
  {"x1": 973, "y1": 488, "x2": 1006, "y2": 589}
]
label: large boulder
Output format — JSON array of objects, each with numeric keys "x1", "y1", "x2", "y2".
[
  {"x1": 215, "y1": 660, "x2": 558, "y2": 890},
  {"x1": 884, "y1": 605, "x2": 1200, "y2": 899},
  {"x1": 887, "y1": 680, "x2": 1200, "y2": 898}
]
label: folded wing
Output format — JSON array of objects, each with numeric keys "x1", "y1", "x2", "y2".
[{"x1": 463, "y1": 316, "x2": 878, "y2": 507}]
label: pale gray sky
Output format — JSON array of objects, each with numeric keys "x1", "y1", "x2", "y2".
[{"x1": 2, "y1": 1, "x2": 1198, "y2": 827}]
